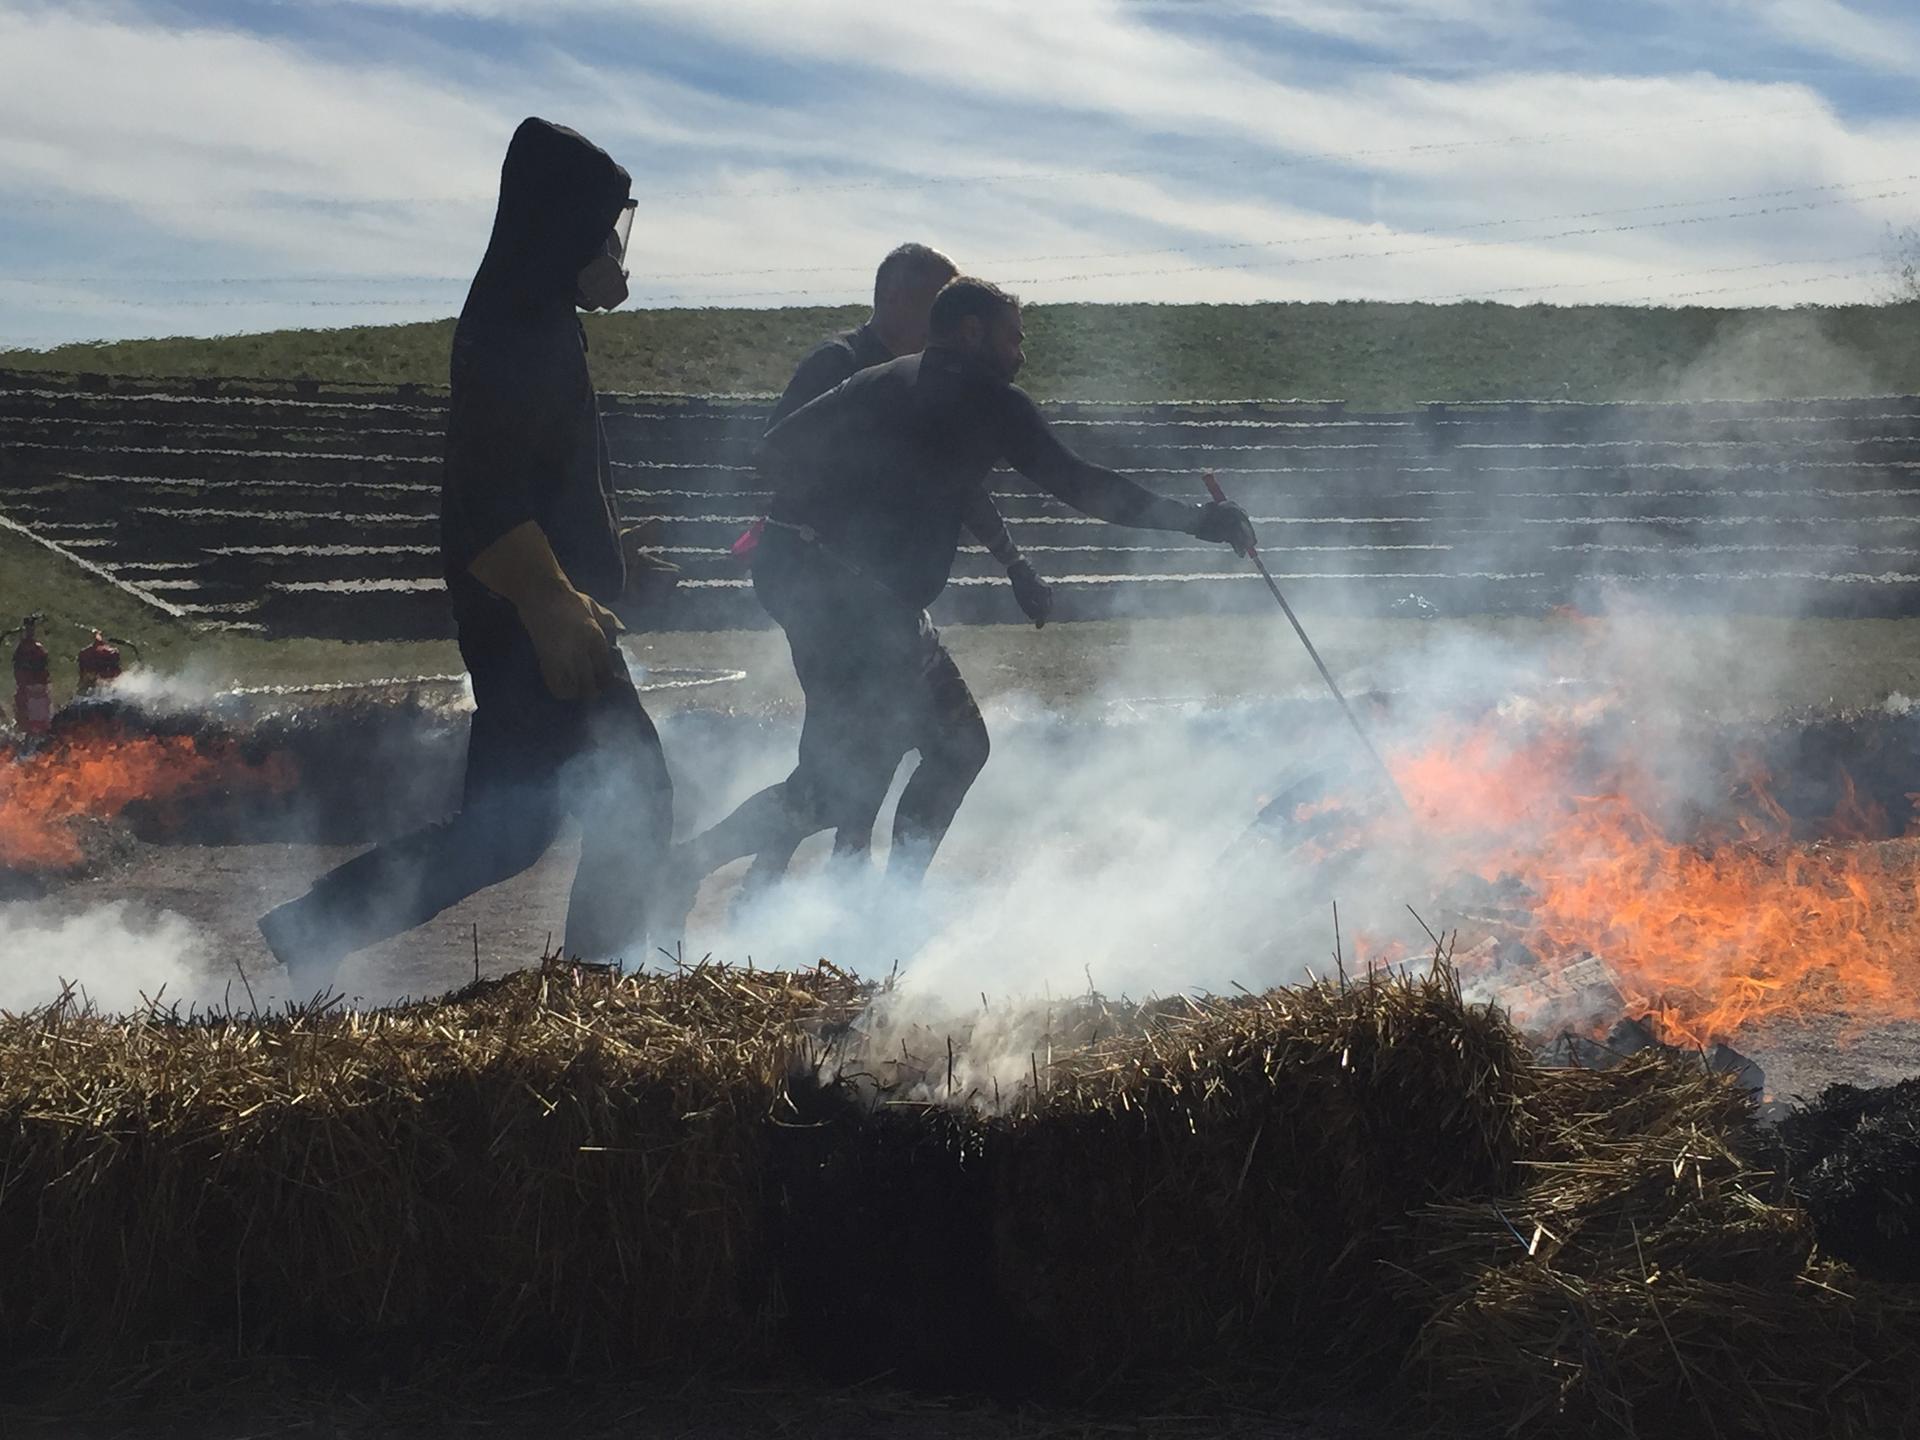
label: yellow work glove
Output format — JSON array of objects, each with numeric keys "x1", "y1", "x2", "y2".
[{"x1": 469, "y1": 520, "x2": 622, "y2": 700}]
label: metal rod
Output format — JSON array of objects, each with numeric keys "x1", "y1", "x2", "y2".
[{"x1": 1203, "y1": 470, "x2": 1412, "y2": 815}]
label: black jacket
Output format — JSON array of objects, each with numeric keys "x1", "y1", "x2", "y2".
[
  {"x1": 767, "y1": 325, "x2": 1027, "y2": 571},
  {"x1": 766, "y1": 322, "x2": 893, "y2": 430},
  {"x1": 440, "y1": 118, "x2": 631, "y2": 628},
  {"x1": 762, "y1": 345, "x2": 1197, "y2": 609}
]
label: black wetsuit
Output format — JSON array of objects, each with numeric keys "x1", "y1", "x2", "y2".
[
  {"x1": 258, "y1": 118, "x2": 672, "y2": 976},
  {"x1": 763, "y1": 345, "x2": 1194, "y2": 605},
  {"x1": 688, "y1": 343, "x2": 1202, "y2": 885},
  {"x1": 766, "y1": 321, "x2": 892, "y2": 428},
  {"x1": 735, "y1": 325, "x2": 1023, "y2": 888},
  {"x1": 767, "y1": 323, "x2": 1023, "y2": 561}
]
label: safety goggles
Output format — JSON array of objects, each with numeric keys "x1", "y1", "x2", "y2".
[{"x1": 610, "y1": 199, "x2": 636, "y2": 267}]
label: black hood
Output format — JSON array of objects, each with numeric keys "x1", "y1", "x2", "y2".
[{"x1": 463, "y1": 117, "x2": 631, "y2": 323}]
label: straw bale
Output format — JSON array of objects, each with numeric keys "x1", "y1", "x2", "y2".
[
  {"x1": 775, "y1": 965, "x2": 1540, "y2": 1393},
  {"x1": 9, "y1": 949, "x2": 1913, "y2": 1437},
  {"x1": 1402, "y1": 1054, "x2": 1920, "y2": 1439},
  {"x1": 0, "y1": 958, "x2": 864, "y2": 1372},
  {"x1": 1010, "y1": 969, "x2": 1538, "y2": 1381},
  {"x1": 1776, "y1": 1077, "x2": 1920, "y2": 1281}
]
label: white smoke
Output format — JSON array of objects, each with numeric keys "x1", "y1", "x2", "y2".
[
  {"x1": 657, "y1": 597, "x2": 1837, "y2": 1100},
  {"x1": 0, "y1": 898, "x2": 219, "y2": 1014},
  {"x1": 102, "y1": 660, "x2": 232, "y2": 713},
  {"x1": 103, "y1": 660, "x2": 477, "y2": 717},
  {"x1": 0, "y1": 602, "x2": 1845, "y2": 1076}
]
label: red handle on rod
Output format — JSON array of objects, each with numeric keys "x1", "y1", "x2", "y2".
[{"x1": 1203, "y1": 469, "x2": 1254, "y2": 559}]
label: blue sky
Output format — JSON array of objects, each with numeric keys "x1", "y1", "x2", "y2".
[{"x1": 3, "y1": 0, "x2": 1918, "y2": 347}]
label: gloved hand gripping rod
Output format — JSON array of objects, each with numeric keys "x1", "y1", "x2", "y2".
[{"x1": 1204, "y1": 470, "x2": 1411, "y2": 816}]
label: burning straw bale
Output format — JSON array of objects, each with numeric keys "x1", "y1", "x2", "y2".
[
  {"x1": 1401, "y1": 1056, "x2": 1920, "y2": 1440},
  {"x1": 0, "y1": 960, "x2": 865, "y2": 1372}
]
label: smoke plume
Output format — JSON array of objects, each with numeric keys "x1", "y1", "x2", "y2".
[{"x1": 0, "y1": 899, "x2": 217, "y2": 1014}]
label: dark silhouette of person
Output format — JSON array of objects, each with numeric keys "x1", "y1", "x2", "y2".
[
  {"x1": 730, "y1": 244, "x2": 1052, "y2": 908},
  {"x1": 258, "y1": 117, "x2": 673, "y2": 990},
  {"x1": 665, "y1": 276, "x2": 1253, "y2": 919}
]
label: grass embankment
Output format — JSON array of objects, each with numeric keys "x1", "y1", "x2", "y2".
[
  {"x1": 6, "y1": 301, "x2": 1919, "y2": 407},
  {"x1": 0, "y1": 525, "x2": 458, "y2": 705}
]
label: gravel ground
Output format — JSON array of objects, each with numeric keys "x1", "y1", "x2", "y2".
[{"x1": 48, "y1": 833, "x2": 1917, "y2": 1100}]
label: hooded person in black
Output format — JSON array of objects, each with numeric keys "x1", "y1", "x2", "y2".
[{"x1": 256, "y1": 118, "x2": 674, "y2": 989}]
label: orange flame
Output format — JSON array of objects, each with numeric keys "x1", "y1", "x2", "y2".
[
  {"x1": 0, "y1": 732, "x2": 296, "y2": 872},
  {"x1": 1336, "y1": 714, "x2": 1920, "y2": 1048}
]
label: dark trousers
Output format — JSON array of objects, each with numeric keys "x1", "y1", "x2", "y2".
[
  {"x1": 259, "y1": 619, "x2": 673, "y2": 974},
  {"x1": 683, "y1": 535, "x2": 987, "y2": 890}
]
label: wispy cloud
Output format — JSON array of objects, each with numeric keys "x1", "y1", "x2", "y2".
[
  {"x1": 1725, "y1": 0, "x2": 1920, "y2": 75},
  {"x1": 0, "y1": 0, "x2": 1914, "y2": 347}
]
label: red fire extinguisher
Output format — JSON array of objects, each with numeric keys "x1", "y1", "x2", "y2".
[
  {"x1": 77, "y1": 630, "x2": 124, "y2": 692},
  {"x1": 9, "y1": 614, "x2": 52, "y2": 736}
]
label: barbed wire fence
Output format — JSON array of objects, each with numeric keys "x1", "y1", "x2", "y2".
[{"x1": 0, "y1": 160, "x2": 1911, "y2": 346}]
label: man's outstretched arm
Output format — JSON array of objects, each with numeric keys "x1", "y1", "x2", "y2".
[
  {"x1": 962, "y1": 485, "x2": 1021, "y2": 566},
  {"x1": 997, "y1": 388, "x2": 1255, "y2": 550}
]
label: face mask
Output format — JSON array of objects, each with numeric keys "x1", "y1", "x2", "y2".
[{"x1": 576, "y1": 199, "x2": 636, "y2": 311}]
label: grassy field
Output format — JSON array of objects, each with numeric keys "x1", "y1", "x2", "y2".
[
  {"x1": 5, "y1": 300, "x2": 1918, "y2": 408},
  {"x1": 17, "y1": 497, "x2": 1920, "y2": 718},
  {"x1": 6, "y1": 297, "x2": 1920, "y2": 692}
]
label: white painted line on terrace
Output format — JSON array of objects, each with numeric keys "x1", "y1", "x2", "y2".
[
  {"x1": 269, "y1": 579, "x2": 442, "y2": 593},
  {"x1": 8, "y1": 440, "x2": 434, "y2": 464},
  {"x1": 210, "y1": 544, "x2": 438, "y2": 556},
  {"x1": 0, "y1": 508, "x2": 189, "y2": 619}
]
